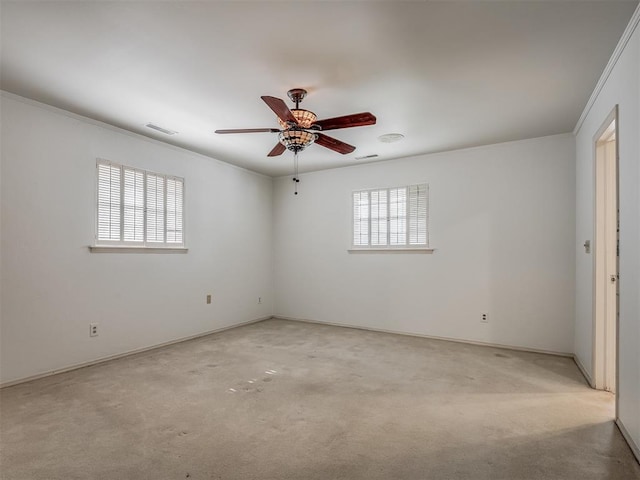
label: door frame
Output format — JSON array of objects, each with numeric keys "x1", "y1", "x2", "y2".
[{"x1": 591, "y1": 105, "x2": 619, "y2": 406}]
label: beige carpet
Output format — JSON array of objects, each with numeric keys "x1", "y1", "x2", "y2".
[{"x1": 2, "y1": 318, "x2": 639, "y2": 479}]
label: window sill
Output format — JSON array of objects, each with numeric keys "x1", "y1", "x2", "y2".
[
  {"x1": 348, "y1": 248, "x2": 435, "y2": 254},
  {"x1": 89, "y1": 246, "x2": 188, "y2": 254}
]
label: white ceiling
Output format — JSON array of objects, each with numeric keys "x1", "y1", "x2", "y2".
[{"x1": 1, "y1": 1, "x2": 637, "y2": 177}]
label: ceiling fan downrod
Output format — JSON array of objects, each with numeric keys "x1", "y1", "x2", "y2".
[{"x1": 287, "y1": 88, "x2": 307, "y2": 110}]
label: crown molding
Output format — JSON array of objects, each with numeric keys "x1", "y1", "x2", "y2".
[
  {"x1": 574, "y1": 4, "x2": 640, "y2": 135},
  {"x1": 0, "y1": 90, "x2": 272, "y2": 180}
]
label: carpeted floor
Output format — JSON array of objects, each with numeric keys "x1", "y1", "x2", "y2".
[{"x1": 1, "y1": 318, "x2": 639, "y2": 479}]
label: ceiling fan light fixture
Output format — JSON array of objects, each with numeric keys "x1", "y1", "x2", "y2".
[
  {"x1": 278, "y1": 129, "x2": 317, "y2": 152},
  {"x1": 278, "y1": 109, "x2": 317, "y2": 129}
]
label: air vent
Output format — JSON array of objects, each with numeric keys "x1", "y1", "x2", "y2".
[
  {"x1": 355, "y1": 154, "x2": 379, "y2": 160},
  {"x1": 145, "y1": 123, "x2": 178, "y2": 135}
]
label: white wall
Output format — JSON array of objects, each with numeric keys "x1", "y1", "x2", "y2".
[
  {"x1": 574, "y1": 11, "x2": 640, "y2": 457},
  {"x1": 273, "y1": 134, "x2": 576, "y2": 354},
  {"x1": 0, "y1": 94, "x2": 274, "y2": 384}
]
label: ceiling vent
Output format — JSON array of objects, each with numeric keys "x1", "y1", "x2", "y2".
[
  {"x1": 145, "y1": 123, "x2": 178, "y2": 135},
  {"x1": 355, "y1": 154, "x2": 379, "y2": 160}
]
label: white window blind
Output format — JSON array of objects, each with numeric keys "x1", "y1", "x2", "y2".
[
  {"x1": 352, "y1": 184, "x2": 428, "y2": 249},
  {"x1": 353, "y1": 191, "x2": 369, "y2": 247},
  {"x1": 166, "y1": 177, "x2": 184, "y2": 244},
  {"x1": 123, "y1": 168, "x2": 144, "y2": 242},
  {"x1": 96, "y1": 159, "x2": 184, "y2": 247},
  {"x1": 409, "y1": 184, "x2": 428, "y2": 245},
  {"x1": 389, "y1": 187, "x2": 407, "y2": 245},
  {"x1": 97, "y1": 163, "x2": 121, "y2": 241},
  {"x1": 370, "y1": 189, "x2": 387, "y2": 246},
  {"x1": 146, "y1": 173, "x2": 165, "y2": 243}
]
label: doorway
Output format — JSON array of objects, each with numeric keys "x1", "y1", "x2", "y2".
[{"x1": 593, "y1": 106, "x2": 618, "y2": 395}]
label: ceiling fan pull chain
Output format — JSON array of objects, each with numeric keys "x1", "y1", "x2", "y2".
[{"x1": 292, "y1": 152, "x2": 300, "y2": 195}]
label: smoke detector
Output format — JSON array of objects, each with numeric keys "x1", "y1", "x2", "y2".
[{"x1": 378, "y1": 133, "x2": 404, "y2": 143}]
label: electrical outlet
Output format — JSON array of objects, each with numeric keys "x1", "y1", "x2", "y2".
[
  {"x1": 89, "y1": 323, "x2": 99, "y2": 337},
  {"x1": 481, "y1": 313, "x2": 488, "y2": 324},
  {"x1": 258, "y1": 297, "x2": 262, "y2": 304},
  {"x1": 206, "y1": 294, "x2": 212, "y2": 304}
]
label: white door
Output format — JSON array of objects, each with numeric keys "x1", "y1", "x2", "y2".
[{"x1": 593, "y1": 109, "x2": 618, "y2": 394}]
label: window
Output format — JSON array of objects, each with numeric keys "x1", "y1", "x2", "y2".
[
  {"x1": 352, "y1": 184, "x2": 428, "y2": 249},
  {"x1": 96, "y1": 159, "x2": 184, "y2": 247}
]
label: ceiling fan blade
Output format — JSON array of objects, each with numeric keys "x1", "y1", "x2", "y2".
[
  {"x1": 267, "y1": 142, "x2": 286, "y2": 157},
  {"x1": 215, "y1": 128, "x2": 280, "y2": 134},
  {"x1": 261, "y1": 96, "x2": 298, "y2": 124},
  {"x1": 313, "y1": 112, "x2": 376, "y2": 131},
  {"x1": 315, "y1": 133, "x2": 356, "y2": 155}
]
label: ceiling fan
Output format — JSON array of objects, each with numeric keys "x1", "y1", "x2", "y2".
[{"x1": 214, "y1": 88, "x2": 376, "y2": 157}]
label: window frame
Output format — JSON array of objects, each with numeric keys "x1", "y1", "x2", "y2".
[
  {"x1": 94, "y1": 159, "x2": 186, "y2": 250},
  {"x1": 350, "y1": 183, "x2": 432, "y2": 252}
]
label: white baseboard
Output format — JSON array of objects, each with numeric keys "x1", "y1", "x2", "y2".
[
  {"x1": 616, "y1": 418, "x2": 640, "y2": 465},
  {"x1": 573, "y1": 354, "x2": 594, "y2": 387},
  {"x1": 274, "y1": 315, "x2": 573, "y2": 358},
  {"x1": 0, "y1": 316, "x2": 273, "y2": 389}
]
